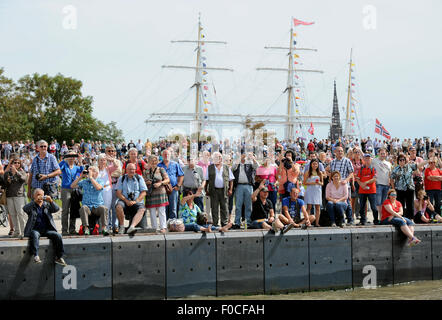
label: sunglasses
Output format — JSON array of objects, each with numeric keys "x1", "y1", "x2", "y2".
[
  {"x1": 13, "y1": 161, "x2": 20, "y2": 164},
  {"x1": 107, "y1": 150, "x2": 116, "y2": 153},
  {"x1": 399, "y1": 158, "x2": 406, "y2": 162},
  {"x1": 389, "y1": 193, "x2": 397, "y2": 197},
  {"x1": 40, "y1": 145, "x2": 48, "y2": 148}
]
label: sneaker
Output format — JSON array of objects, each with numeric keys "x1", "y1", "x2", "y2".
[
  {"x1": 92, "y1": 224, "x2": 99, "y2": 235},
  {"x1": 55, "y1": 257, "x2": 67, "y2": 266},
  {"x1": 231, "y1": 224, "x2": 241, "y2": 230},
  {"x1": 101, "y1": 228, "x2": 110, "y2": 236},
  {"x1": 357, "y1": 222, "x2": 366, "y2": 226},
  {"x1": 118, "y1": 226, "x2": 125, "y2": 235},
  {"x1": 301, "y1": 224, "x2": 308, "y2": 230},
  {"x1": 282, "y1": 224, "x2": 294, "y2": 234},
  {"x1": 127, "y1": 226, "x2": 138, "y2": 236},
  {"x1": 62, "y1": 232, "x2": 69, "y2": 236},
  {"x1": 34, "y1": 255, "x2": 42, "y2": 264},
  {"x1": 272, "y1": 221, "x2": 279, "y2": 233},
  {"x1": 331, "y1": 223, "x2": 337, "y2": 227},
  {"x1": 84, "y1": 227, "x2": 90, "y2": 236},
  {"x1": 373, "y1": 221, "x2": 380, "y2": 225},
  {"x1": 347, "y1": 221, "x2": 355, "y2": 226}
]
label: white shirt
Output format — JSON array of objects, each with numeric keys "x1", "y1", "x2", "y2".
[
  {"x1": 372, "y1": 158, "x2": 392, "y2": 186},
  {"x1": 204, "y1": 165, "x2": 235, "y2": 188}
]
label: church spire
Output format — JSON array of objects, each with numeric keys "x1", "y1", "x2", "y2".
[{"x1": 329, "y1": 80, "x2": 343, "y2": 141}]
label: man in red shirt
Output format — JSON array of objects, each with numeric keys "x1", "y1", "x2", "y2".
[
  {"x1": 356, "y1": 154, "x2": 378, "y2": 225},
  {"x1": 307, "y1": 140, "x2": 315, "y2": 153},
  {"x1": 424, "y1": 157, "x2": 442, "y2": 216}
]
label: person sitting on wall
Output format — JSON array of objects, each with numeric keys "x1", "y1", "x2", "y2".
[
  {"x1": 23, "y1": 188, "x2": 67, "y2": 266},
  {"x1": 275, "y1": 183, "x2": 315, "y2": 233},
  {"x1": 180, "y1": 189, "x2": 232, "y2": 233},
  {"x1": 380, "y1": 189, "x2": 421, "y2": 247},
  {"x1": 413, "y1": 189, "x2": 442, "y2": 224},
  {"x1": 249, "y1": 179, "x2": 276, "y2": 232},
  {"x1": 71, "y1": 165, "x2": 109, "y2": 236}
]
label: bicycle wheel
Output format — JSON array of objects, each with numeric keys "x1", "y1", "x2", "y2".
[{"x1": 0, "y1": 205, "x2": 8, "y2": 228}]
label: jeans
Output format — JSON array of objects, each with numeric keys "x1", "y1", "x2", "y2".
[
  {"x1": 108, "y1": 188, "x2": 119, "y2": 229},
  {"x1": 380, "y1": 217, "x2": 414, "y2": 228},
  {"x1": 376, "y1": 184, "x2": 390, "y2": 207},
  {"x1": 29, "y1": 230, "x2": 64, "y2": 259},
  {"x1": 234, "y1": 184, "x2": 253, "y2": 226},
  {"x1": 359, "y1": 193, "x2": 379, "y2": 223},
  {"x1": 427, "y1": 189, "x2": 441, "y2": 216},
  {"x1": 184, "y1": 223, "x2": 218, "y2": 232},
  {"x1": 326, "y1": 201, "x2": 348, "y2": 224},
  {"x1": 166, "y1": 189, "x2": 179, "y2": 220}
]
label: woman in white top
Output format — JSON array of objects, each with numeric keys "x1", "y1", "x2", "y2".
[{"x1": 97, "y1": 154, "x2": 113, "y2": 214}]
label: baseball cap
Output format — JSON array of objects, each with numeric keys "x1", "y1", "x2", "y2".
[{"x1": 363, "y1": 153, "x2": 372, "y2": 158}]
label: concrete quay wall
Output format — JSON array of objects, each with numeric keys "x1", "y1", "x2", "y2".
[{"x1": 0, "y1": 225, "x2": 441, "y2": 300}]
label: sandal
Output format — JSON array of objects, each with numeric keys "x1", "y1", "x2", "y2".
[{"x1": 8, "y1": 229, "x2": 14, "y2": 236}]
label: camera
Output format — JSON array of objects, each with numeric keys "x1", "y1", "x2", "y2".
[
  {"x1": 36, "y1": 173, "x2": 43, "y2": 180},
  {"x1": 282, "y1": 158, "x2": 293, "y2": 170},
  {"x1": 83, "y1": 165, "x2": 90, "y2": 175},
  {"x1": 128, "y1": 192, "x2": 135, "y2": 201},
  {"x1": 423, "y1": 195, "x2": 429, "y2": 200}
]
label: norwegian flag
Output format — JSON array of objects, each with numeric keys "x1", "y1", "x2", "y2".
[{"x1": 375, "y1": 119, "x2": 391, "y2": 140}]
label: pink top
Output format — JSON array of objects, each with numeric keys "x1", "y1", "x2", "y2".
[
  {"x1": 197, "y1": 160, "x2": 210, "y2": 177},
  {"x1": 256, "y1": 166, "x2": 277, "y2": 191},
  {"x1": 326, "y1": 182, "x2": 349, "y2": 200}
]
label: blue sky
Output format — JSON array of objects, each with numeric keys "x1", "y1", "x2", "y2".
[{"x1": 1, "y1": 0, "x2": 441, "y2": 141}]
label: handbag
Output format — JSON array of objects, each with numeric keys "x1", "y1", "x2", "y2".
[
  {"x1": 164, "y1": 183, "x2": 173, "y2": 195},
  {"x1": 0, "y1": 191, "x2": 6, "y2": 206}
]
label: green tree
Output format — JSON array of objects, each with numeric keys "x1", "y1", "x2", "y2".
[{"x1": 0, "y1": 68, "x2": 33, "y2": 141}]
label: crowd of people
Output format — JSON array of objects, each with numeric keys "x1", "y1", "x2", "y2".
[{"x1": 0, "y1": 135, "x2": 441, "y2": 265}]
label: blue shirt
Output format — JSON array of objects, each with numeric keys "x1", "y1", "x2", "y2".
[
  {"x1": 116, "y1": 174, "x2": 148, "y2": 204},
  {"x1": 158, "y1": 161, "x2": 184, "y2": 187},
  {"x1": 59, "y1": 160, "x2": 83, "y2": 189},
  {"x1": 30, "y1": 153, "x2": 60, "y2": 189},
  {"x1": 282, "y1": 197, "x2": 305, "y2": 218},
  {"x1": 78, "y1": 178, "x2": 105, "y2": 208},
  {"x1": 34, "y1": 205, "x2": 48, "y2": 231}
]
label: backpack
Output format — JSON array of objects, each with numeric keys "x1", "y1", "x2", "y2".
[{"x1": 121, "y1": 173, "x2": 142, "y2": 184}]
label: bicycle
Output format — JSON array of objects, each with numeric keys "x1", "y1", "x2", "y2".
[{"x1": 0, "y1": 189, "x2": 8, "y2": 228}]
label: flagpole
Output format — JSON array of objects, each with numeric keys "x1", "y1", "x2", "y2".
[
  {"x1": 286, "y1": 17, "x2": 295, "y2": 140},
  {"x1": 344, "y1": 48, "x2": 353, "y2": 137},
  {"x1": 195, "y1": 13, "x2": 202, "y2": 133}
]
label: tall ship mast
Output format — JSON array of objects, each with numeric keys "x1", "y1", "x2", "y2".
[
  {"x1": 257, "y1": 17, "x2": 325, "y2": 140},
  {"x1": 145, "y1": 16, "x2": 331, "y2": 141},
  {"x1": 343, "y1": 48, "x2": 360, "y2": 138}
]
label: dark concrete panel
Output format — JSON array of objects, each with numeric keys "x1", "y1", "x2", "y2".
[
  {"x1": 309, "y1": 228, "x2": 352, "y2": 290},
  {"x1": 216, "y1": 231, "x2": 264, "y2": 296},
  {"x1": 264, "y1": 229, "x2": 309, "y2": 293},
  {"x1": 351, "y1": 226, "x2": 394, "y2": 288},
  {"x1": 112, "y1": 235, "x2": 166, "y2": 300},
  {"x1": 392, "y1": 225, "x2": 432, "y2": 284},
  {"x1": 166, "y1": 233, "x2": 216, "y2": 298},
  {"x1": 0, "y1": 239, "x2": 54, "y2": 300},
  {"x1": 55, "y1": 237, "x2": 112, "y2": 300}
]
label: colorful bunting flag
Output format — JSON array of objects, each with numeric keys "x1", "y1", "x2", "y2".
[{"x1": 293, "y1": 18, "x2": 315, "y2": 27}]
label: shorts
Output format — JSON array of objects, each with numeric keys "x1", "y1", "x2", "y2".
[
  {"x1": 116, "y1": 201, "x2": 145, "y2": 219},
  {"x1": 250, "y1": 219, "x2": 270, "y2": 229}
]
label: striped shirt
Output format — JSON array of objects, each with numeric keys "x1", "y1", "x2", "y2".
[
  {"x1": 30, "y1": 153, "x2": 60, "y2": 189},
  {"x1": 329, "y1": 157, "x2": 354, "y2": 183}
]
